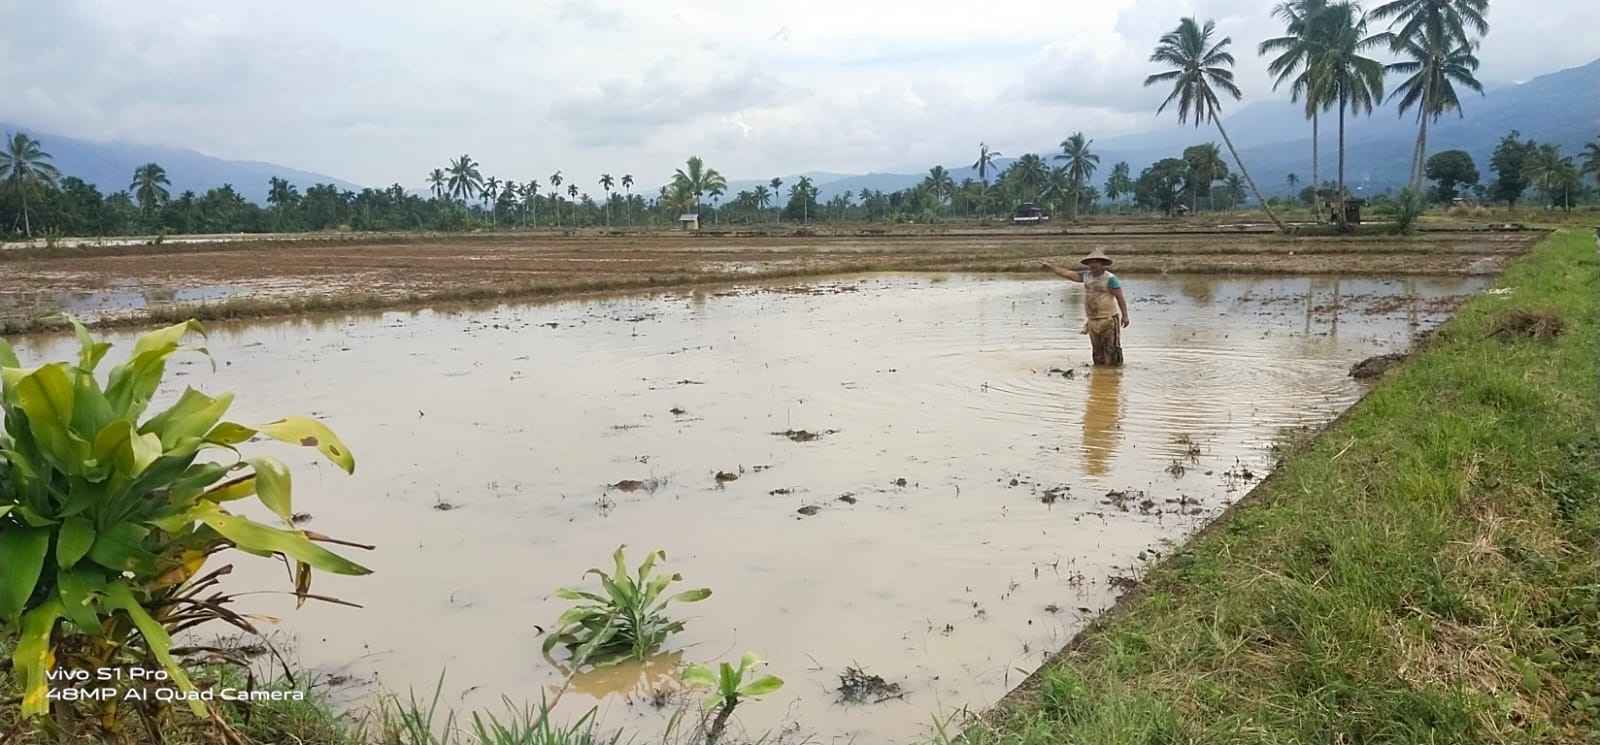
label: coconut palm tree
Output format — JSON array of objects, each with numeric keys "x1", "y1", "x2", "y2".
[
  {"x1": 672, "y1": 156, "x2": 725, "y2": 216},
  {"x1": 1184, "y1": 143, "x2": 1228, "y2": 212},
  {"x1": 923, "y1": 166, "x2": 956, "y2": 215},
  {"x1": 1521, "y1": 144, "x2": 1567, "y2": 209},
  {"x1": 972, "y1": 142, "x2": 1004, "y2": 218},
  {"x1": 1260, "y1": 0, "x2": 1332, "y2": 213},
  {"x1": 266, "y1": 176, "x2": 300, "y2": 230},
  {"x1": 1224, "y1": 174, "x2": 1247, "y2": 210},
  {"x1": 599, "y1": 174, "x2": 615, "y2": 226},
  {"x1": 1385, "y1": 29, "x2": 1484, "y2": 191},
  {"x1": 972, "y1": 142, "x2": 1004, "y2": 187},
  {"x1": 1054, "y1": 132, "x2": 1100, "y2": 220},
  {"x1": 1372, "y1": 1, "x2": 1487, "y2": 190},
  {"x1": 621, "y1": 174, "x2": 634, "y2": 225},
  {"x1": 130, "y1": 163, "x2": 172, "y2": 216},
  {"x1": 1580, "y1": 138, "x2": 1600, "y2": 188},
  {"x1": 753, "y1": 185, "x2": 772, "y2": 215},
  {"x1": 1306, "y1": 2, "x2": 1388, "y2": 228},
  {"x1": 447, "y1": 155, "x2": 483, "y2": 204},
  {"x1": 790, "y1": 176, "x2": 816, "y2": 223},
  {"x1": 567, "y1": 183, "x2": 579, "y2": 220},
  {"x1": 428, "y1": 169, "x2": 447, "y2": 200},
  {"x1": 482, "y1": 176, "x2": 501, "y2": 226},
  {"x1": 1372, "y1": 0, "x2": 1487, "y2": 50},
  {"x1": 1104, "y1": 162, "x2": 1134, "y2": 213},
  {"x1": 549, "y1": 171, "x2": 564, "y2": 225},
  {"x1": 1145, "y1": 17, "x2": 1287, "y2": 232},
  {"x1": 769, "y1": 177, "x2": 783, "y2": 222},
  {"x1": 1, "y1": 132, "x2": 61, "y2": 237}
]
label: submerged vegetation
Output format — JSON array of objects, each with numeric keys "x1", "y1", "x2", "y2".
[{"x1": 542, "y1": 546, "x2": 712, "y2": 668}]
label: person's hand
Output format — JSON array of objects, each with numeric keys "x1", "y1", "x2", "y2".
[{"x1": 1121, "y1": 316, "x2": 1131, "y2": 329}]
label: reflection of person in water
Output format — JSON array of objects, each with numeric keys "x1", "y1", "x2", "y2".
[{"x1": 1081, "y1": 367, "x2": 1123, "y2": 477}]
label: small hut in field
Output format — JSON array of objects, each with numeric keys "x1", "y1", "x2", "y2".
[{"x1": 678, "y1": 213, "x2": 700, "y2": 230}]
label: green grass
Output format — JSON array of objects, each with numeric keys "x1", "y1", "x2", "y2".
[{"x1": 965, "y1": 228, "x2": 1600, "y2": 744}]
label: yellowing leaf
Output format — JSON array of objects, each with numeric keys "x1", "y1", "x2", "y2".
[
  {"x1": 201, "y1": 473, "x2": 257, "y2": 503},
  {"x1": 14, "y1": 598, "x2": 63, "y2": 717},
  {"x1": 152, "y1": 549, "x2": 209, "y2": 589},
  {"x1": 253, "y1": 416, "x2": 356, "y2": 474},
  {"x1": 0, "y1": 337, "x2": 19, "y2": 369},
  {"x1": 102, "y1": 584, "x2": 205, "y2": 717},
  {"x1": 190, "y1": 502, "x2": 371, "y2": 576},
  {"x1": 250, "y1": 457, "x2": 293, "y2": 525}
]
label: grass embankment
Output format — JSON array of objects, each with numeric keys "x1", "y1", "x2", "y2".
[{"x1": 967, "y1": 228, "x2": 1600, "y2": 744}]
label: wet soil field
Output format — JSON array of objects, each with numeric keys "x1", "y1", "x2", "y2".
[
  {"x1": 8, "y1": 270, "x2": 1486, "y2": 742},
  {"x1": 0, "y1": 231, "x2": 1532, "y2": 325}
]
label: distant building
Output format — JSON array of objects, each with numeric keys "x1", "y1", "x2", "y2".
[
  {"x1": 678, "y1": 213, "x2": 700, "y2": 230},
  {"x1": 1013, "y1": 203, "x2": 1046, "y2": 224},
  {"x1": 1323, "y1": 198, "x2": 1366, "y2": 224}
]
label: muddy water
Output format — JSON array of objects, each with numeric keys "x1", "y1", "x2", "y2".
[
  {"x1": 9, "y1": 273, "x2": 1482, "y2": 742},
  {"x1": 0, "y1": 282, "x2": 254, "y2": 318}
]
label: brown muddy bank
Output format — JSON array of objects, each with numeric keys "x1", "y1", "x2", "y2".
[{"x1": 0, "y1": 230, "x2": 1534, "y2": 332}]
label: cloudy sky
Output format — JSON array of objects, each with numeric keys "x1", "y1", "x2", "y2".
[{"x1": 3, "y1": 0, "x2": 1595, "y2": 190}]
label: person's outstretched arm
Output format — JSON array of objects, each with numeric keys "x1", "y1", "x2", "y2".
[{"x1": 1040, "y1": 262, "x2": 1082, "y2": 282}]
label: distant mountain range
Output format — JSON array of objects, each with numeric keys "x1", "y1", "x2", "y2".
[
  {"x1": 4, "y1": 57, "x2": 1594, "y2": 207},
  {"x1": 773, "y1": 57, "x2": 1599, "y2": 203},
  {"x1": 0, "y1": 123, "x2": 360, "y2": 205}
]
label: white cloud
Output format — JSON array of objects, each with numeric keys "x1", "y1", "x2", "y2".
[{"x1": 0, "y1": 0, "x2": 1594, "y2": 191}]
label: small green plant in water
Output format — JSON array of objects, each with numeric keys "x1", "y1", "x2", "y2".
[
  {"x1": 542, "y1": 545, "x2": 710, "y2": 667},
  {"x1": 682, "y1": 652, "x2": 784, "y2": 745},
  {"x1": 0, "y1": 314, "x2": 371, "y2": 740}
]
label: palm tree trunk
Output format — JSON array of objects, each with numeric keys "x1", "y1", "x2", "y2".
[
  {"x1": 1410, "y1": 113, "x2": 1429, "y2": 193},
  {"x1": 1336, "y1": 96, "x2": 1350, "y2": 232},
  {"x1": 1311, "y1": 113, "x2": 1321, "y2": 221},
  {"x1": 21, "y1": 188, "x2": 31, "y2": 238},
  {"x1": 1214, "y1": 120, "x2": 1288, "y2": 233},
  {"x1": 1409, "y1": 71, "x2": 1432, "y2": 193}
]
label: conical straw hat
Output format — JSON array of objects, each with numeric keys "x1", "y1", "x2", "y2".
[{"x1": 1079, "y1": 246, "x2": 1113, "y2": 265}]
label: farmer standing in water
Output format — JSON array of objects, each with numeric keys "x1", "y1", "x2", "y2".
[{"x1": 1040, "y1": 247, "x2": 1129, "y2": 366}]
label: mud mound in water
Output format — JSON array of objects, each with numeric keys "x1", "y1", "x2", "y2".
[
  {"x1": 1350, "y1": 352, "x2": 1407, "y2": 379},
  {"x1": 773, "y1": 428, "x2": 838, "y2": 442},
  {"x1": 837, "y1": 666, "x2": 903, "y2": 704},
  {"x1": 1489, "y1": 309, "x2": 1565, "y2": 340}
]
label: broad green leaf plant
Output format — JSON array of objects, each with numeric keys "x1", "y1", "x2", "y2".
[
  {"x1": 682, "y1": 653, "x2": 784, "y2": 745},
  {"x1": 682, "y1": 652, "x2": 784, "y2": 711},
  {"x1": 542, "y1": 545, "x2": 710, "y2": 667},
  {"x1": 0, "y1": 315, "x2": 371, "y2": 731}
]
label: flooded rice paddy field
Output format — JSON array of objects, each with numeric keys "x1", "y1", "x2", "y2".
[
  {"x1": 0, "y1": 231, "x2": 1532, "y2": 327},
  {"x1": 11, "y1": 272, "x2": 1486, "y2": 742}
]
